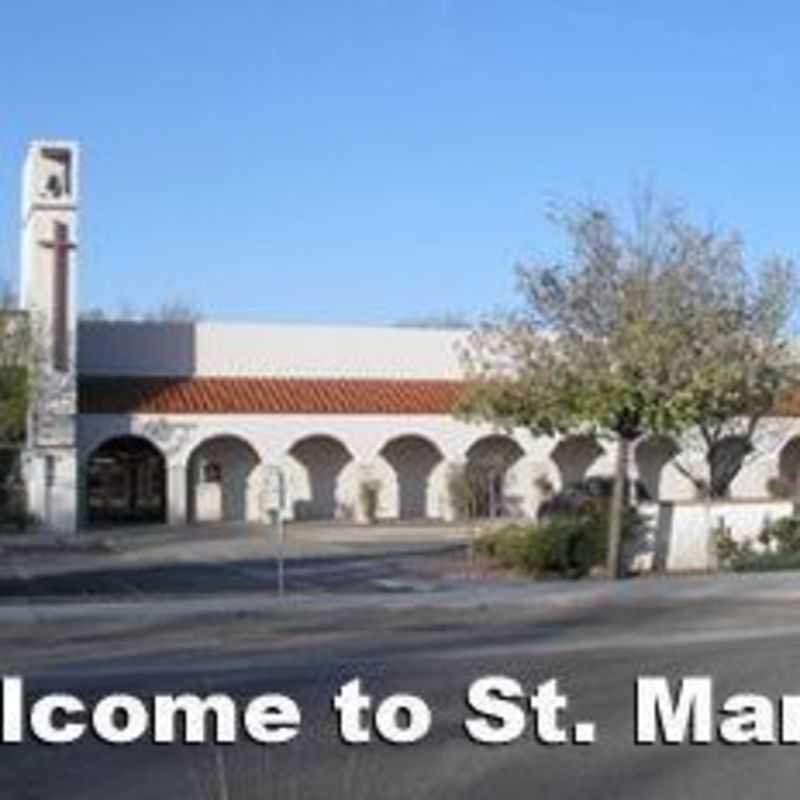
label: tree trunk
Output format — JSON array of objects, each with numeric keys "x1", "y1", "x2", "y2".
[
  {"x1": 794, "y1": 471, "x2": 800, "y2": 517},
  {"x1": 607, "y1": 435, "x2": 631, "y2": 579}
]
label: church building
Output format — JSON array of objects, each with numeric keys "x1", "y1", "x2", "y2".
[{"x1": 16, "y1": 141, "x2": 798, "y2": 534}]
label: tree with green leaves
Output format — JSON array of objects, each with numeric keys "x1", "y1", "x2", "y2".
[
  {"x1": 0, "y1": 286, "x2": 42, "y2": 526},
  {"x1": 459, "y1": 194, "x2": 798, "y2": 578},
  {"x1": 655, "y1": 250, "x2": 798, "y2": 499},
  {"x1": 0, "y1": 286, "x2": 38, "y2": 447}
]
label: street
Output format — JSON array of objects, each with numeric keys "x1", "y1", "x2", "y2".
[
  {"x1": 0, "y1": 522, "x2": 473, "y2": 598},
  {"x1": 5, "y1": 579, "x2": 800, "y2": 798}
]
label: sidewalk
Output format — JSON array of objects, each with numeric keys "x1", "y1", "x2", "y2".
[
  {"x1": 4, "y1": 569, "x2": 800, "y2": 625},
  {"x1": 0, "y1": 519, "x2": 471, "y2": 555}
]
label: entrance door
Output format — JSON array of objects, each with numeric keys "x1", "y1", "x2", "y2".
[{"x1": 87, "y1": 436, "x2": 166, "y2": 524}]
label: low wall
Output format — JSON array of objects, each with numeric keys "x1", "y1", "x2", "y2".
[{"x1": 627, "y1": 499, "x2": 796, "y2": 573}]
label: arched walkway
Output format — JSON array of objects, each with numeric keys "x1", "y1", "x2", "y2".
[
  {"x1": 464, "y1": 435, "x2": 525, "y2": 518},
  {"x1": 288, "y1": 435, "x2": 354, "y2": 520},
  {"x1": 550, "y1": 435, "x2": 604, "y2": 487},
  {"x1": 86, "y1": 435, "x2": 166, "y2": 525},
  {"x1": 379, "y1": 435, "x2": 444, "y2": 519},
  {"x1": 778, "y1": 437, "x2": 800, "y2": 495},
  {"x1": 709, "y1": 435, "x2": 752, "y2": 498},
  {"x1": 187, "y1": 435, "x2": 261, "y2": 523},
  {"x1": 635, "y1": 436, "x2": 679, "y2": 501}
]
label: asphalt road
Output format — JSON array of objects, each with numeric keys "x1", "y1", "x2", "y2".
[
  {"x1": 5, "y1": 592, "x2": 800, "y2": 798},
  {"x1": 0, "y1": 522, "x2": 474, "y2": 598},
  {"x1": 0, "y1": 547, "x2": 467, "y2": 597}
]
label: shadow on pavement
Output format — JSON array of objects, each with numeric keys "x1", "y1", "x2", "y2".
[{"x1": 0, "y1": 546, "x2": 469, "y2": 599}]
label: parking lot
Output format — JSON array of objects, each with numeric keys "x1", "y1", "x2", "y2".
[{"x1": 0, "y1": 520, "x2": 476, "y2": 599}]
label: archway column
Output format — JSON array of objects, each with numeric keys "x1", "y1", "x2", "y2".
[
  {"x1": 285, "y1": 435, "x2": 356, "y2": 521},
  {"x1": 185, "y1": 435, "x2": 262, "y2": 524},
  {"x1": 463, "y1": 434, "x2": 527, "y2": 519},
  {"x1": 167, "y1": 461, "x2": 187, "y2": 525},
  {"x1": 441, "y1": 458, "x2": 466, "y2": 522},
  {"x1": 374, "y1": 435, "x2": 446, "y2": 521},
  {"x1": 352, "y1": 460, "x2": 380, "y2": 523}
]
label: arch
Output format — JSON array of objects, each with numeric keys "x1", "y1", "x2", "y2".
[
  {"x1": 288, "y1": 435, "x2": 354, "y2": 520},
  {"x1": 635, "y1": 436, "x2": 679, "y2": 501},
  {"x1": 186, "y1": 435, "x2": 261, "y2": 523},
  {"x1": 379, "y1": 435, "x2": 444, "y2": 520},
  {"x1": 709, "y1": 435, "x2": 751, "y2": 498},
  {"x1": 464, "y1": 435, "x2": 525, "y2": 518},
  {"x1": 550, "y1": 435, "x2": 604, "y2": 487},
  {"x1": 777, "y1": 437, "x2": 800, "y2": 495},
  {"x1": 86, "y1": 435, "x2": 166, "y2": 525}
]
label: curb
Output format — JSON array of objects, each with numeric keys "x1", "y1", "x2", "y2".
[{"x1": 5, "y1": 573, "x2": 800, "y2": 625}]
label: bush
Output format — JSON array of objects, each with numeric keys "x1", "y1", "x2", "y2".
[
  {"x1": 716, "y1": 516, "x2": 800, "y2": 572},
  {"x1": 730, "y1": 551, "x2": 800, "y2": 572},
  {"x1": 758, "y1": 516, "x2": 800, "y2": 554},
  {"x1": 476, "y1": 505, "x2": 644, "y2": 578},
  {"x1": 715, "y1": 521, "x2": 752, "y2": 568},
  {"x1": 0, "y1": 448, "x2": 27, "y2": 532},
  {"x1": 537, "y1": 477, "x2": 650, "y2": 521}
]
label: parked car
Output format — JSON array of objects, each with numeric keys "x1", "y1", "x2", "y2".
[{"x1": 537, "y1": 476, "x2": 651, "y2": 521}]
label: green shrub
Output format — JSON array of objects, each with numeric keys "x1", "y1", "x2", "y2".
[
  {"x1": 758, "y1": 516, "x2": 800, "y2": 554},
  {"x1": 475, "y1": 504, "x2": 645, "y2": 578},
  {"x1": 715, "y1": 522, "x2": 753, "y2": 569},
  {"x1": 475, "y1": 524, "x2": 523, "y2": 561},
  {"x1": 716, "y1": 516, "x2": 800, "y2": 572},
  {"x1": 730, "y1": 551, "x2": 800, "y2": 573}
]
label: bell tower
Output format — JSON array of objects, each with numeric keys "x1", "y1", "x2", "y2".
[{"x1": 20, "y1": 141, "x2": 79, "y2": 533}]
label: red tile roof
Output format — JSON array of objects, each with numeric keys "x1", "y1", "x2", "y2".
[
  {"x1": 79, "y1": 376, "x2": 466, "y2": 415},
  {"x1": 76, "y1": 376, "x2": 800, "y2": 418}
]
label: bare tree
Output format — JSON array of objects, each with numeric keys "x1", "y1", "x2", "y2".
[
  {"x1": 79, "y1": 297, "x2": 203, "y2": 323},
  {"x1": 394, "y1": 312, "x2": 472, "y2": 330},
  {"x1": 142, "y1": 298, "x2": 203, "y2": 323}
]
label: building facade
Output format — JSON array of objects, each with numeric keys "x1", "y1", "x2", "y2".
[{"x1": 17, "y1": 141, "x2": 800, "y2": 534}]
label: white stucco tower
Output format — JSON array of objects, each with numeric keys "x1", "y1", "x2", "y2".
[{"x1": 20, "y1": 141, "x2": 80, "y2": 534}]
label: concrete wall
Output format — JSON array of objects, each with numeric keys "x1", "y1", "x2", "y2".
[
  {"x1": 187, "y1": 436, "x2": 261, "y2": 523},
  {"x1": 77, "y1": 413, "x2": 623, "y2": 526},
  {"x1": 78, "y1": 322, "x2": 466, "y2": 379},
  {"x1": 72, "y1": 407, "x2": 800, "y2": 534},
  {"x1": 627, "y1": 499, "x2": 796, "y2": 573},
  {"x1": 20, "y1": 142, "x2": 80, "y2": 534}
]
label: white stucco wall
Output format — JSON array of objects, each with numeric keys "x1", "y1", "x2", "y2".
[
  {"x1": 78, "y1": 412, "x2": 605, "y2": 525},
  {"x1": 187, "y1": 436, "x2": 261, "y2": 523},
  {"x1": 626, "y1": 499, "x2": 796, "y2": 573},
  {"x1": 76, "y1": 408, "x2": 800, "y2": 529},
  {"x1": 24, "y1": 448, "x2": 78, "y2": 534},
  {"x1": 78, "y1": 322, "x2": 466, "y2": 379},
  {"x1": 20, "y1": 142, "x2": 80, "y2": 534}
]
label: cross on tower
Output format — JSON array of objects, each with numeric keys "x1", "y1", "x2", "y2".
[{"x1": 39, "y1": 221, "x2": 75, "y2": 372}]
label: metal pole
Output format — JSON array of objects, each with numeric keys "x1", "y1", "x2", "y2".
[
  {"x1": 264, "y1": 464, "x2": 287, "y2": 598},
  {"x1": 276, "y1": 509, "x2": 285, "y2": 598}
]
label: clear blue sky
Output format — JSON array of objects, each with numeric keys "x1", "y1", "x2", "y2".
[{"x1": 2, "y1": 1, "x2": 799, "y2": 324}]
